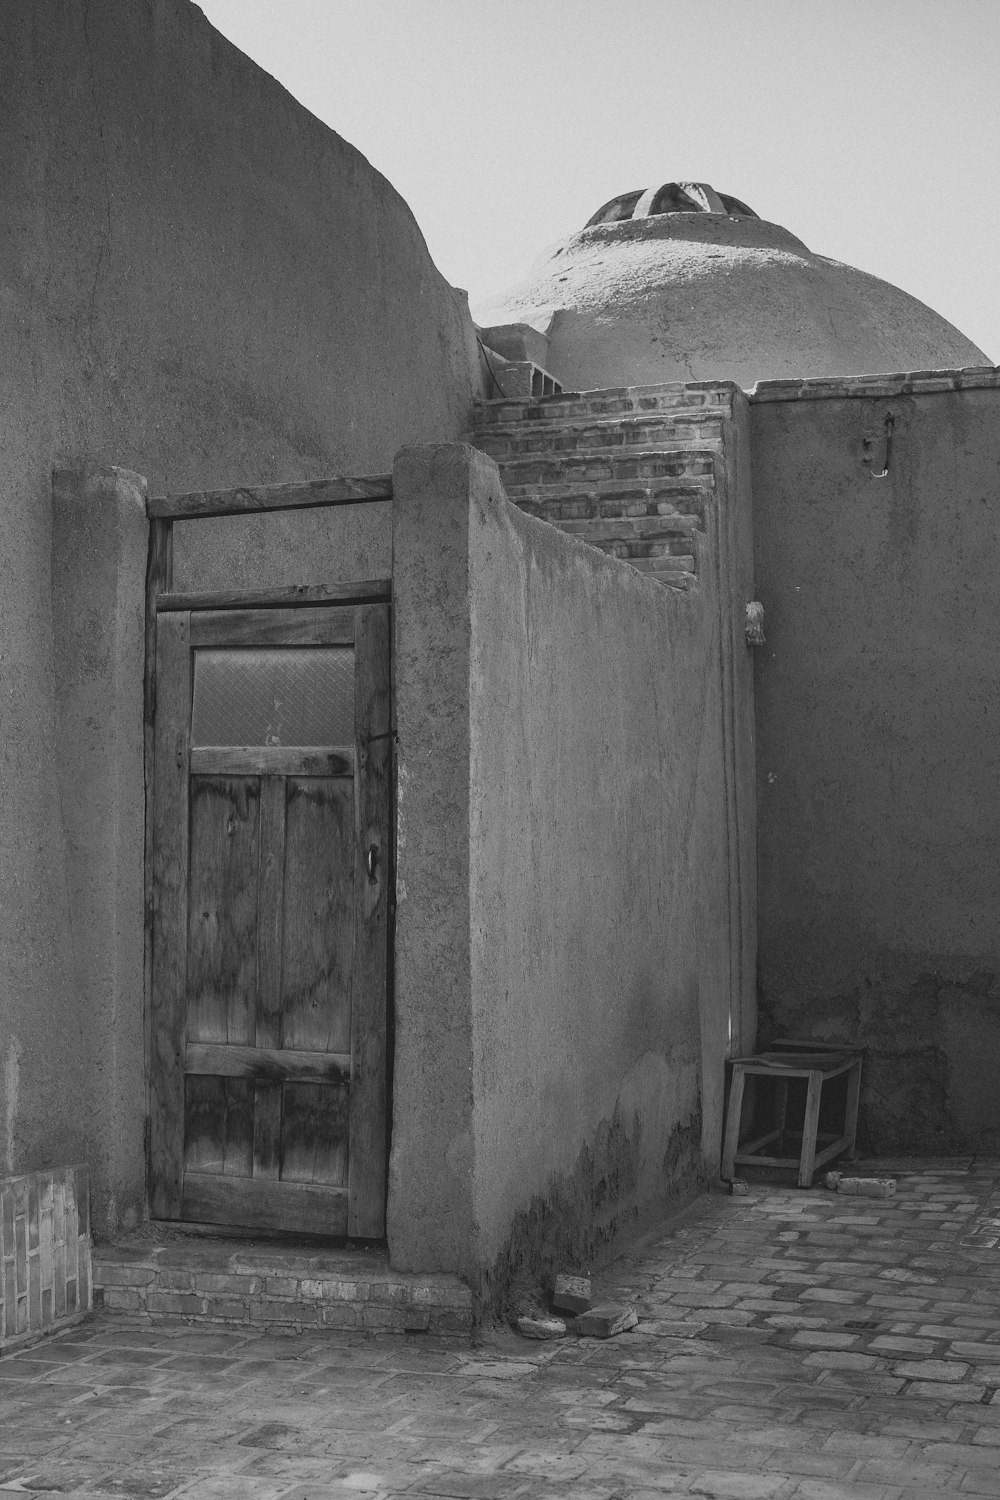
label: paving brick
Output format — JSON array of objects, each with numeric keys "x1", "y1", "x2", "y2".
[
  {"x1": 894, "y1": 1358, "x2": 970, "y2": 1381},
  {"x1": 799, "y1": 1287, "x2": 863, "y2": 1304},
  {"x1": 961, "y1": 1472, "x2": 1000, "y2": 1497},
  {"x1": 908, "y1": 1381, "x2": 987, "y2": 1402},
  {"x1": 802, "y1": 1350, "x2": 882, "y2": 1370},
  {"x1": 686, "y1": 1471, "x2": 789, "y2": 1497},
  {"x1": 9, "y1": 1157, "x2": 1000, "y2": 1496},
  {"x1": 869, "y1": 1335, "x2": 938, "y2": 1354},
  {"x1": 790, "y1": 1331, "x2": 860, "y2": 1349}
]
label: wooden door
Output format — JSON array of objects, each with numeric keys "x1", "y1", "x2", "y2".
[{"x1": 149, "y1": 604, "x2": 390, "y2": 1237}]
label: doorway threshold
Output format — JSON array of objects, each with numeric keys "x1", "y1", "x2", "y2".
[{"x1": 93, "y1": 1223, "x2": 472, "y2": 1338}]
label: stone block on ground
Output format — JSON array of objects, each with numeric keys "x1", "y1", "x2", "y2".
[
  {"x1": 574, "y1": 1303, "x2": 638, "y2": 1338},
  {"x1": 552, "y1": 1273, "x2": 592, "y2": 1314},
  {"x1": 516, "y1": 1313, "x2": 566, "y2": 1340},
  {"x1": 825, "y1": 1173, "x2": 897, "y2": 1198}
]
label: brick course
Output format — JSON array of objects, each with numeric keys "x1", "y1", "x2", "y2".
[
  {"x1": 472, "y1": 380, "x2": 741, "y2": 593},
  {"x1": 750, "y1": 362, "x2": 1000, "y2": 403},
  {"x1": 94, "y1": 1233, "x2": 473, "y2": 1338},
  {"x1": 0, "y1": 1166, "x2": 92, "y2": 1351}
]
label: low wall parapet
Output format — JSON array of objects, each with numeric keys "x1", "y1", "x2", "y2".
[{"x1": 0, "y1": 1166, "x2": 92, "y2": 1351}]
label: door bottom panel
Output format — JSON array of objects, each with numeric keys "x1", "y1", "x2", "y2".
[{"x1": 182, "y1": 1172, "x2": 349, "y2": 1236}]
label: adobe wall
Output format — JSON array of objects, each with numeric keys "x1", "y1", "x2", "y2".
[
  {"x1": 0, "y1": 0, "x2": 480, "y2": 1235},
  {"x1": 751, "y1": 370, "x2": 1000, "y2": 1152},
  {"x1": 389, "y1": 438, "x2": 755, "y2": 1300}
]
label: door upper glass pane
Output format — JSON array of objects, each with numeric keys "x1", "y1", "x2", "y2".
[{"x1": 190, "y1": 647, "x2": 355, "y2": 748}]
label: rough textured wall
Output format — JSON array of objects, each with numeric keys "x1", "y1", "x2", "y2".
[
  {"x1": 0, "y1": 0, "x2": 479, "y2": 1234},
  {"x1": 172, "y1": 507, "x2": 391, "y2": 594},
  {"x1": 388, "y1": 446, "x2": 480, "y2": 1281},
  {"x1": 465, "y1": 435, "x2": 753, "y2": 1306},
  {"x1": 388, "y1": 440, "x2": 753, "y2": 1291},
  {"x1": 752, "y1": 372, "x2": 1000, "y2": 1152},
  {"x1": 51, "y1": 469, "x2": 148, "y2": 1240}
]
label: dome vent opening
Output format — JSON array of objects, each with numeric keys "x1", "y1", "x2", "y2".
[
  {"x1": 584, "y1": 181, "x2": 760, "y2": 227},
  {"x1": 648, "y1": 182, "x2": 704, "y2": 215},
  {"x1": 585, "y1": 190, "x2": 644, "y2": 227}
]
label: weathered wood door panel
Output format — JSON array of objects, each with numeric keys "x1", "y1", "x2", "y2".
[{"x1": 149, "y1": 604, "x2": 390, "y2": 1237}]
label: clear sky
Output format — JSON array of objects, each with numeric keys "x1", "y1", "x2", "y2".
[{"x1": 198, "y1": 0, "x2": 1000, "y2": 361}]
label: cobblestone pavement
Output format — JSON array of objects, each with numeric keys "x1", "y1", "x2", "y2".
[{"x1": 2, "y1": 1159, "x2": 999, "y2": 1499}]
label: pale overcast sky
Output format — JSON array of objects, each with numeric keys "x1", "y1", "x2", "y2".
[{"x1": 198, "y1": 0, "x2": 999, "y2": 362}]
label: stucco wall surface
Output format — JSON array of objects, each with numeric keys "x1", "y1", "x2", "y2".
[
  {"x1": 752, "y1": 381, "x2": 1000, "y2": 1151},
  {"x1": 388, "y1": 446, "x2": 480, "y2": 1281},
  {"x1": 468, "y1": 470, "x2": 757, "y2": 1299},
  {"x1": 388, "y1": 437, "x2": 755, "y2": 1294},
  {"x1": 51, "y1": 469, "x2": 148, "y2": 1239},
  {"x1": 0, "y1": 0, "x2": 479, "y2": 1234}
]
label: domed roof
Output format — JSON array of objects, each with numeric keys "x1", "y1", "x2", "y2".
[{"x1": 474, "y1": 181, "x2": 988, "y2": 390}]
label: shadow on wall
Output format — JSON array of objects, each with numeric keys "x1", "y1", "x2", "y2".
[
  {"x1": 757, "y1": 965, "x2": 1000, "y2": 1155},
  {"x1": 482, "y1": 1102, "x2": 703, "y2": 1320}
]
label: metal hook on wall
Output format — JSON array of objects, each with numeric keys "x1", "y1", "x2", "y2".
[{"x1": 870, "y1": 413, "x2": 895, "y2": 479}]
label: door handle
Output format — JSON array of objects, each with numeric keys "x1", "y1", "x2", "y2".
[{"x1": 366, "y1": 844, "x2": 379, "y2": 882}]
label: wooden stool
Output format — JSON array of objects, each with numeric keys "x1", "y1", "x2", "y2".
[{"x1": 721, "y1": 1048, "x2": 862, "y2": 1188}]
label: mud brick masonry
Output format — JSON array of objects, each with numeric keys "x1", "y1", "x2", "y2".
[
  {"x1": 93, "y1": 1239, "x2": 472, "y2": 1337},
  {"x1": 0, "y1": 1168, "x2": 91, "y2": 1351}
]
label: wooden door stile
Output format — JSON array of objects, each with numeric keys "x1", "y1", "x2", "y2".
[
  {"x1": 149, "y1": 609, "x2": 190, "y2": 1219},
  {"x1": 253, "y1": 775, "x2": 286, "y2": 1181},
  {"x1": 144, "y1": 515, "x2": 173, "y2": 1211},
  {"x1": 349, "y1": 603, "x2": 391, "y2": 1237}
]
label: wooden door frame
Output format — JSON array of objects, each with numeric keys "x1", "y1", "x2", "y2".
[{"x1": 143, "y1": 479, "x2": 395, "y2": 1236}]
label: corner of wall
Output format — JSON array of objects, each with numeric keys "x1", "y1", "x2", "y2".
[
  {"x1": 50, "y1": 465, "x2": 149, "y2": 1239},
  {"x1": 387, "y1": 442, "x2": 501, "y2": 1284}
]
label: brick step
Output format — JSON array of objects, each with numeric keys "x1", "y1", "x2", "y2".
[
  {"x1": 516, "y1": 504, "x2": 707, "y2": 530},
  {"x1": 94, "y1": 1232, "x2": 473, "y2": 1338},
  {"x1": 578, "y1": 533, "x2": 697, "y2": 566},
  {"x1": 474, "y1": 413, "x2": 724, "y2": 457},
  {"x1": 497, "y1": 448, "x2": 717, "y2": 488},
  {"x1": 558, "y1": 516, "x2": 701, "y2": 543},
  {"x1": 503, "y1": 474, "x2": 713, "y2": 501},
  {"x1": 508, "y1": 486, "x2": 710, "y2": 523},
  {"x1": 474, "y1": 382, "x2": 734, "y2": 426}
]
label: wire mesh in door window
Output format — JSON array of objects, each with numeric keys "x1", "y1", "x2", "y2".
[{"x1": 190, "y1": 647, "x2": 355, "y2": 748}]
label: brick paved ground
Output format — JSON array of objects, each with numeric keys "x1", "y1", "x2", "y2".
[{"x1": 1, "y1": 1158, "x2": 998, "y2": 1499}]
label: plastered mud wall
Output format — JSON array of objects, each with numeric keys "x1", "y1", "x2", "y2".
[
  {"x1": 389, "y1": 437, "x2": 755, "y2": 1291},
  {"x1": 468, "y1": 463, "x2": 753, "y2": 1300},
  {"x1": 751, "y1": 372, "x2": 1000, "y2": 1152},
  {"x1": 0, "y1": 0, "x2": 479, "y2": 1235}
]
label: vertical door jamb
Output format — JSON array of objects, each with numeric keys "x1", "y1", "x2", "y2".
[
  {"x1": 149, "y1": 608, "x2": 191, "y2": 1219},
  {"x1": 144, "y1": 518, "x2": 173, "y2": 1213}
]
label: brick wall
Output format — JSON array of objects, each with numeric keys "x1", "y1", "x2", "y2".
[
  {"x1": 94, "y1": 1248, "x2": 472, "y2": 1336},
  {"x1": 0, "y1": 1167, "x2": 92, "y2": 1350}
]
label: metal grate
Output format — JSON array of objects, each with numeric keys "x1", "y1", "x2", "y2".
[{"x1": 190, "y1": 647, "x2": 355, "y2": 748}]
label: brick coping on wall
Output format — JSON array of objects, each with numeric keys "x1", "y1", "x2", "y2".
[
  {"x1": 475, "y1": 366, "x2": 1000, "y2": 416},
  {"x1": 749, "y1": 364, "x2": 1000, "y2": 404}
]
